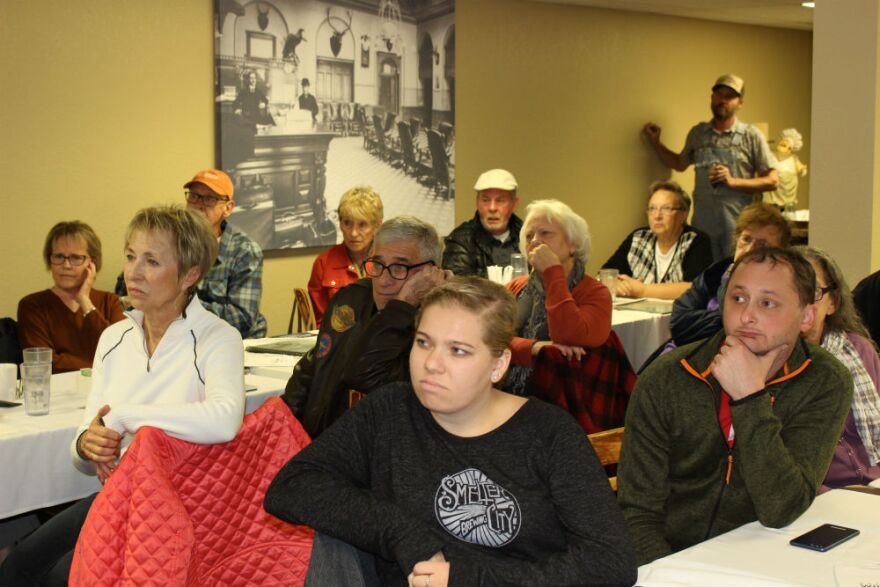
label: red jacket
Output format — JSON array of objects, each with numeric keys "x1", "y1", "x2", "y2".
[
  {"x1": 508, "y1": 265, "x2": 612, "y2": 366},
  {"x1": 308, "y1": 243, "x2": 361, "y2": 326},
  {"x1": 69, "y1": 398, "x2": 314, "y2": 587}
]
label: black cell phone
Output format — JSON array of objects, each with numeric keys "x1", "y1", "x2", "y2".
[{"x1": 789, "y1": 523, "x2": 860, "y2": 552}]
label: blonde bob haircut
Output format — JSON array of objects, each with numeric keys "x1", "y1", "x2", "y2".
[
  {"x1": 124, "y1": 205, "x2": 218, "y2": 291},
  {"x1": 416, "y1": 276, "x2": 516, "y2": 358},
  {"x1": 43, "y1": 221, "x2": 103, "y2": 272},
  {"x1": 519, "y1": 199, "x2": 592, "y2": 265},
  {"x1": 338, "y1": 186, "x2": 384, "y2": 227}
]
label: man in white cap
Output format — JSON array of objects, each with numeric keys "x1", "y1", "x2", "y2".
[
  {"x1": 642, "y1": 74, "x2": 778, "y2": 262},
  {"x1": 442, "y1": 168, "x2": 522, "y2": 277}
]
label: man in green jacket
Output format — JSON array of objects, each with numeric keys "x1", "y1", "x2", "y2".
[{"x1": 618, "y1": 247, "x2": 853, "y2": 566}]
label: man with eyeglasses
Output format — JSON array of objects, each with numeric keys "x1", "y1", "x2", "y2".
[
  {"x1": 642, "y1": 74, "x2": 778, "y2": 262},
  {"x1": 181, "y1": 169, "x2": 267, "y2": 338},
  {"x1": 282, "y1": 216, "x2": 450, "y2": 437}
]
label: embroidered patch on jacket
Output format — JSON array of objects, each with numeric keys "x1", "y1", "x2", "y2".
[
  {"x1": 434, "y1": 468, "x2": 521, "y2": 547},
  {"x1": 330, "y1": 304, "x2": 356, "y2": 333},
  {"x1": 316, "y1": 333, "x2": 332, "y2": 359}
]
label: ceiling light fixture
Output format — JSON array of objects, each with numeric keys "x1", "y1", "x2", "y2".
[{"x1": 801, "y1": 2, "x2": 815, "y2": 8}]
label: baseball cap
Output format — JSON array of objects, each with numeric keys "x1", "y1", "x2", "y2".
[
  {"x1": 184, "y1": 169, "x2": 234, "y2": 198},
  {"x1": 712, "y1": 74, "x2": 745, "y2": 97},
  {"x1": 474, "y1": 169, "x2": 518, "y2": 192}
]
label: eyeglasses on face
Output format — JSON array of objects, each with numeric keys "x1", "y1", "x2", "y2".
[
  {"x1": 363, "y1": 258, "x2": 434, "y2": 280},
  {"x1": 646, "y1": 205, "x2": 684, "y2": 215},
  {"x1": 815, "y1": 285, "x2": 834, "y2": 302},
  {"x1": 185, "y1": 190, "x2": 230, "y2": 206},
  {"x1": 50, "y1": 253, "x2": 89, "y2": 266}
]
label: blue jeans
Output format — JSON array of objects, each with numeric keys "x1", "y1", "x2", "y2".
[
  {"x1": 0, "y1": 493, "x2": 97, "y2": 587},
  {"x1": 305, "y1": 532, "x2": 382, "y2": 587}
]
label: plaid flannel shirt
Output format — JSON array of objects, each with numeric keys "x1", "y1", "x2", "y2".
[
  {"x1": 526, "y1": 331, "x2": 636, "y2": 434},
  {"x1": 197, "y1": 221, "x2": 267, "y2": 338}
]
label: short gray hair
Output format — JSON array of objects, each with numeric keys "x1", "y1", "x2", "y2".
[
  {"x1": 519, "y1": 199, "x2": 591, "y2": 265},
  {"x1": 648, "y1": 180, "x2": 692, "y2": 213},
  {"x1": 373, "y1": 215, "x2": 442, "y2": 264}
]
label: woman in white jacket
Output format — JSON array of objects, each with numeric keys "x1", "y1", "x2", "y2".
[{"x1": 0, "y1": 205, "x2": 245, "y2": 587}]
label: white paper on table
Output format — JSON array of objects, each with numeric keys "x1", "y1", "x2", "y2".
[
  {"x1": 639, "y1": 559, "x2": 815, "y2": 587},
  {"x1": 243, "y1": 352, "x2": 297, "y2": 368},
  {"x1": 834, "y1": 563, "x2": 880, "y2": 587},
  {"x1": 487, "y1": 265, "x2": 513, "y2": 284}
]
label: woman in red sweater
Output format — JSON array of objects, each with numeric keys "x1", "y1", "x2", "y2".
[
  {"x1": 506, "y1": 200, "x2": 612, "y2": 394},
  {"x1": 17, "y1": 221, "x2": 125, "y2": 373}
]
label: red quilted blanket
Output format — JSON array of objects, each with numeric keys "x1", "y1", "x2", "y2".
[{"x1": 69, "y1": 397, "x2": 314, "y2": 586}]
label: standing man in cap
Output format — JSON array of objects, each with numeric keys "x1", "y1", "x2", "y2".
[
  {"x1": 442, "y1": 168, "x2": 523, "y2": 277},
  {"x1": 184, "y1": 169, "x2": 268, "y2": 338},
  {"x1": 642, "y1": 74, "x2": 778, "y2": 261}
]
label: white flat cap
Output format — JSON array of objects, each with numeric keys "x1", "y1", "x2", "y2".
[{"x1": 474, "y1": 169, "x2": 518, "y2": 192}]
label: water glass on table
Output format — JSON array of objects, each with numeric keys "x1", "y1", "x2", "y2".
[
  {"x1": 510, "y1": 253, "x2": 529, "y2": 279},
  {"x1": 23, "y1": 347, "x2": 52, "y2": 365},
  {"x1": 599, "y1": 268, "x2": 619, "y2": 303},
  {"x1": 20, "y1": 362, "x2": 51, "y2": 415}
]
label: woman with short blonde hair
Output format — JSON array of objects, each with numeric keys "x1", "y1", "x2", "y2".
[{"x1": 308, "y1": 186, "x2": 384, "y2": 325}]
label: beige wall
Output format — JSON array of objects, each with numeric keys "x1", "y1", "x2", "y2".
[
  {"x1": 1, "y1": 0, "x2": 813, "y2": 335},
  {"x1": 456, "y1": 0, "x2": 813, "y2": 274}
]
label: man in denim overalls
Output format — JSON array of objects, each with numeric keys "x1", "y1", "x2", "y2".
[{"x1": 642, "y1": 74, "x2": 779, "y2": 262}]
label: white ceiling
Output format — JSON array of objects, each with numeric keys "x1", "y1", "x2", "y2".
[{"x1": 530, "y1": 0, "x2": 814, "y2": 31}]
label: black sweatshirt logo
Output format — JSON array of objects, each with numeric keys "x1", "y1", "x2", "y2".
[{"x1": 434, "y1": 468, "x2": 521, "y2": 547}]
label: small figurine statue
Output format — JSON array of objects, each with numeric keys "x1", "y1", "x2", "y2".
[{"x1": 764, "y1": 128, "x2": 808, "y2": 211}]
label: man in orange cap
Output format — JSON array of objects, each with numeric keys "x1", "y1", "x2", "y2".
[
  {"x1": 183, "y1": 169, "x2": 267, "y2": 338},
  {"x1": 642, "y1": 74, "x2": 778, "y2": 262}
]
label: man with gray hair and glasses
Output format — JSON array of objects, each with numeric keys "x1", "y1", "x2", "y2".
[{"x1": 283, "y1": 216, "x2": 451, "y2": 437}]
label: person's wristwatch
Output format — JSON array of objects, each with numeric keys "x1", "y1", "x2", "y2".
[{"x1": 82, "y1": 305, "x2": 95, "y2": 318}]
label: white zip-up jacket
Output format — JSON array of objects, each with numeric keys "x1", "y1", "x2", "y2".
[{"x1": 71, "y1": 295, "x2": 245, "y2": 475}]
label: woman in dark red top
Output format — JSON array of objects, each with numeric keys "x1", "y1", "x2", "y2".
[
  {"x1": 506, "y1": 200, "x2": 612, "y2": 394},
  {"x1": 17, "y1": 221, "x2": 125, "y2": 373}
]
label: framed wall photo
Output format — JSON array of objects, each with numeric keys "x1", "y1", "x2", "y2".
[{"x1": 214, "y1": 0, "x2": 455, "y2": 251}]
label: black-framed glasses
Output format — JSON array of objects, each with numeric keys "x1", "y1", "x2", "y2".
[
  {"x1": 49, "y1": 253, "x2": 89, "y2": 266},
  {"x1": 185, "y1": 190, "x2": 230, "y2": 206},
  {"x1": 363, "y1": 258, "x2": 434, "y2": 280},
  {"x1": 646, "y1": 205, "x2": 685, "y2": 215},
  {"x1": 815, "y1": 285, "x2": 834, "y2": 302}
]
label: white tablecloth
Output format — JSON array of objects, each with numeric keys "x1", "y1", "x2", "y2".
[
  {"x1": 612, "y1": 307, "x2": 671, "y2": 371},
  {"x1": 0, "y1": 371, "x2": 286, "y2": 520},
  {"x1": 637, "y1": 489, "x2": 880, "y2": 587}
]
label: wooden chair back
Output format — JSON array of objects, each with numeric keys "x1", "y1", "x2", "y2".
[
  {"x1": 588, "y1": 426, "x2": 624, "y2": 492},
  {"x1": 287, "y1": 288, "x2": 316, "y2": 334}
]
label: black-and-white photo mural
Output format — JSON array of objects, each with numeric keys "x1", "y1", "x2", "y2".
[{"x1": 215, "y1": 0, "x2": 455, "y2": 250}]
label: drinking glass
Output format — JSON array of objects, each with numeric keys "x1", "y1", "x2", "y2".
[
  {"x1": 510, "y1": 254, "x2": 529, "y2": 279},
  {"x1": 599, "y1": 268, "x2": 619, "y2": 303},
  {"x1": 21, "y1": 362, "x2": 51, "y2": 415}
]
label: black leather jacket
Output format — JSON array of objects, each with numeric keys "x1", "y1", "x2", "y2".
[
  {"x1": 283, "y1": 279, "x2": 416, "y2": 437},
  {"x1": 442, "y1": 212, "x2": 523, "y2": 277}
]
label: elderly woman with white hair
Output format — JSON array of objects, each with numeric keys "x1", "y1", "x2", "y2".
[
  {"x1": 764, "y1": 128, "x2": 808, "y2": 209},
  {"x1": 506, "y1": 199, "x2": 612, "y2": 394}
]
